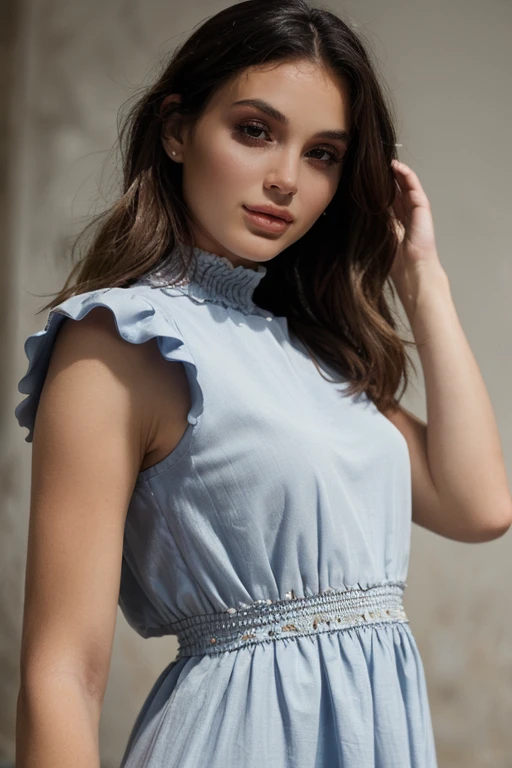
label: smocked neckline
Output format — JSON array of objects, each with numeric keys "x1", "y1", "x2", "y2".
[{"x1": 142, "y1": 246, "x2": 269, "y2": 317}]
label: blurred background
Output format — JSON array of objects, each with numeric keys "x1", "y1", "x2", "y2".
[{"x1": 2, "y1": 1, "x2": 511, "y2": 766}]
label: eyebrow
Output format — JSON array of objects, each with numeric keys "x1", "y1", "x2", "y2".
[{"x1": 230, "y1": 98, "x2": 351, "y2": 145}]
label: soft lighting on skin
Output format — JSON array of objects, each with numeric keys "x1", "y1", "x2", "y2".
[{"x1": 161, "y1": 58, "x2": 351, "y2": 270}]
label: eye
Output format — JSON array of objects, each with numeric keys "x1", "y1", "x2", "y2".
[{"x1": 234, "y1": 121, "x2": 343, "y2": 167}]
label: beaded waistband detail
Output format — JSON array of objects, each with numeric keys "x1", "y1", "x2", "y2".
[{"x1": 170, "y1": 581, "x2": 408, "y2": 658}]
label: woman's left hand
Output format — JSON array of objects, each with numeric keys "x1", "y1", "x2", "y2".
[{"x1": 388, "y1": 159, "x2": 447, "y2": 317}]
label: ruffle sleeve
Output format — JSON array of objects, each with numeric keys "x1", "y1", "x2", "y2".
[{"x1": 15, "y1": 286, "x2": 204, "y2": 443}]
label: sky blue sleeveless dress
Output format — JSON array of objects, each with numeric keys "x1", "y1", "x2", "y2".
[{"x1": 15, "y1": 246, "x2": 438, "y2": 767}]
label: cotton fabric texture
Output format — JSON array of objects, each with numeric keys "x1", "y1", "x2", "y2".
[{"x1": 15, "y1": 245, "x2": 438, "y2": 767}]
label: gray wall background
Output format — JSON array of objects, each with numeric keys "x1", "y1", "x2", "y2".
[{"x1": 2, "y1": 1, "x2": 511, "y2": 766}]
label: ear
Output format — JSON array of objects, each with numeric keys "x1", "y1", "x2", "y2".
[{"x1": 160, "y1": 94, "x2": 186, "y2": 162}]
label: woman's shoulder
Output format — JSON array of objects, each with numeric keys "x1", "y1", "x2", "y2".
[
  {"x1": 42, "y1": 280, "x2": 168, "y2": 322},
  {"x1": 15, "y1": 282, "x2": 203, "y2": 444}
]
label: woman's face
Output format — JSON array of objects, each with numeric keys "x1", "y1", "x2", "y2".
[{"x1": 163, "y1": 59, "x2": 351, "y2": 269}]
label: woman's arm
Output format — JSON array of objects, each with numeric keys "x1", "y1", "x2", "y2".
[
  {"x1": 384, "y1": 160, "x2": 512, "y2": 542},
  {"x1": 15, "y1": 307, "x2": 158, "y2": 767},
  {"x1": 386, "y1": 265, "x2": 512, "y2": 542}
]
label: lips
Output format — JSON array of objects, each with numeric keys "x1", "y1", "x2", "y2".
[
  {"x1": 242, "y1": 206, "x2": 292, "y2": 233},
  {"x1": 243, "y1": 205, "x2": 294, "y2": 223}
]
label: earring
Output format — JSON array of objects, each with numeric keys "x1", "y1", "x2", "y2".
[{"x1": 171, "y1": 151, "x2": 176, "y2": 156}]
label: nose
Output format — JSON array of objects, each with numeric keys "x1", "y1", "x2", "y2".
[{"x1": 264, "y1": 151, "x2": 299, "y2": 196}]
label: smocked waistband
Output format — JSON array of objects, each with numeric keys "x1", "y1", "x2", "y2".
[{"x1": 168, "y1": 581, "x2": 408, "y2": 658}]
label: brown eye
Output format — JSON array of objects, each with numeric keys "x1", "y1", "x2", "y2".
[
  {"x1": 308, "y1": 147, "x2": 343, "y2": 165},
  {"x1": 235, "y1": 121, "x2": 270, "y2": 142},
  {"x1": 234, "y1": 122, "x2": 342, "y2": 167}
]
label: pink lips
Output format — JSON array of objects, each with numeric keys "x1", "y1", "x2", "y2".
[
  {"x1": 244, "y1": 204, "x2": 294, "y2": 222},
  {"x1": 243, "y1": 206, "x2": 292, "y2": 233}
]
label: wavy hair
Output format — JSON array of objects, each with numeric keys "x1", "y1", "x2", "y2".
[{"x1": 38, "y1": 0, "x2": 417, "y2": 413}]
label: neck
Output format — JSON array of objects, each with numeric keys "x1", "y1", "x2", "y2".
[{"x1": 143, "y1": 245, "x2": 270, "y2": 317}]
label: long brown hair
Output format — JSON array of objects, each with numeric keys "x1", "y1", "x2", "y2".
[{"x1": 37, "y1": 0, "x2": 416, "y2": 414}]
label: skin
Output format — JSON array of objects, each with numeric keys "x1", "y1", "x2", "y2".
[{"x1": 161, "y1": 58, "x2": 351, "y2": 269}]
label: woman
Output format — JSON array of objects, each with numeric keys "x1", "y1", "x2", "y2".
[{"x1": 14, "y1": 1, "x2": 512, "y2": 766}]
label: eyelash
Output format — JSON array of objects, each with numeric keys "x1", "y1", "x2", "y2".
[{"x1": 234, "y1": 121, "x2": 343, "y2": 166}]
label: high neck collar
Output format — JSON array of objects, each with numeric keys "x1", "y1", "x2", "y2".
[{"x1": 144, "y1": 246, "x2": 269, "y2": 316}]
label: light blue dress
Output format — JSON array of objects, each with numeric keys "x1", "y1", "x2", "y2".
[{"x1": 15, "y1": 246, "x2": 438, "y2": 767}]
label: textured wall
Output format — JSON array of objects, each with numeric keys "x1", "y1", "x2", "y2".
[
  {"x1": 3, "y1": 1, "x2": 512, "y2": 766},
  {"x1": 1, "y1": 0, "x2": 25, "y2": 761}
]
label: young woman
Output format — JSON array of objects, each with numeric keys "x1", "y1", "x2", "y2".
[{"x1": 14, "y1": 1, "x2": 511, "y2": 766}]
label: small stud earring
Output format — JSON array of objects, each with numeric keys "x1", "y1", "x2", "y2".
[{"x1": 171, "y1": 151, "x2": 176, "y2": 156}]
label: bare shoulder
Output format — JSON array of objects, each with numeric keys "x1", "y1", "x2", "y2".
[
  {"x1": 54, "y1": 307, "x2": 190, "y2": 452},
  {"x1": 50, "y1": 305, "x2": 191, "y2": 463}
]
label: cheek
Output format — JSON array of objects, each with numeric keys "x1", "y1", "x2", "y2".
[
  {"x1": 190, "y1": 130, "x2": 258, "y2": 191},
  {"x1": 181, "y1": 137, "x2": 251, "y2": 226},
  {"x1": 301, "y1": 181, "x2": 334, "y2": 223}
]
